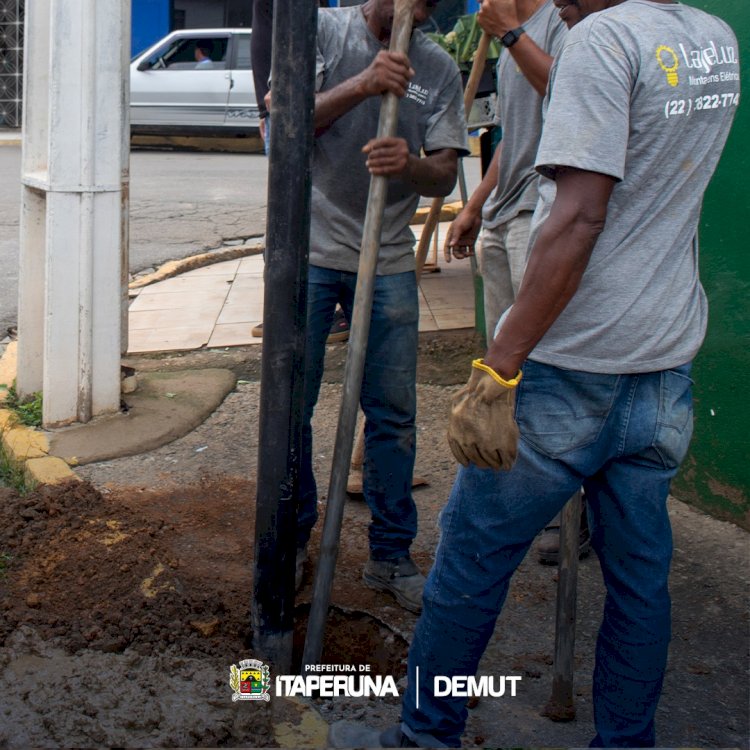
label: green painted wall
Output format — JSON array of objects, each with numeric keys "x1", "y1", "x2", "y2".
[{"x1": 673, "y1": 0, "x2": 749, "y2": 529}]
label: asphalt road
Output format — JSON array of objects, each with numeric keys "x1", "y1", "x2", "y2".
[
  {"x1": 0, "y1": 143, "x2": 480, "y2": 338},
  {"x1": 0, "y1": 145, "x2": 270, "y2": 336}
]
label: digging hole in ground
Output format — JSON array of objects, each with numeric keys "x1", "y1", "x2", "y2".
[
  {"x1": 292, "y1": 604, "x2": 409, "y2": 677},
  {"x1": 0, "y1": 479, "x2": 417, "y2": 666}
]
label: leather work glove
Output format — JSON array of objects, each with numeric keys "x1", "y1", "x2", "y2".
[{"x1": 447, "y1": 359, "x2": 522, "y2": 471}]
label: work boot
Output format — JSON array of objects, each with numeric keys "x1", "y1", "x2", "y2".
[
  {"x1": 295, "y1": 544, "x2": 308, "y2": 592},
  {"x1": 363, "y1": 556, "x2": 425, "y2": 614},
  {"x1": 535, "y1": 499, "x2": 591, "y2": 565},
  {"x1": 328, "y1": 722, "x2": 419, "y2": 748}
]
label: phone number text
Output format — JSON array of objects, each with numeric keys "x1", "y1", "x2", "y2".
[{"x1": 664, "y1": 92, "x2": 740, "y2": 119}]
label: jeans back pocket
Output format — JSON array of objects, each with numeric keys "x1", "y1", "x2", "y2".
[
  {"x1": 515, "y1": 361, "x2": 619, "y2": 460},
  {"x1": 649, "y1": 367, "x2": 694, "y2": 470}
]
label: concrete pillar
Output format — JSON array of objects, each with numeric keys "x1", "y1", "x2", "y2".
[{"x1": 17, "y1": 0, "x2": 130, "y2": 427}]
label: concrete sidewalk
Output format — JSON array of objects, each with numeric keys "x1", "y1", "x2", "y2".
[
  {"x1": 0, "y1": 217, "x2": 480, "y2": 472},
  {"x1": 127, "y1": 222, "x2": 477, "y2": 354}
]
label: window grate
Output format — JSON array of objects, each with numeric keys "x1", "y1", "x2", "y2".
[{"x1": 0, "y1": 0, "x2": 23, "y2": 128}]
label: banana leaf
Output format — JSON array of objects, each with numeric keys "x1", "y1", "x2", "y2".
[{"x1": 427, "y1": 14, "x2": 501, "y2": 72}]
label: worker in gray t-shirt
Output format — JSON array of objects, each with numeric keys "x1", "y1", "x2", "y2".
[
  {"x1": 445, "y1": 0, "x2": 566, "y2": 340},
  {"x1": 328, "y1": 0, "x2": 740, "y2": 747},
  {"x1": 297, "y1": 0, "x2": 468, "y2": 613},
  {"x1": 446, "y1": 0, "x2": 581, "y2": 565}
]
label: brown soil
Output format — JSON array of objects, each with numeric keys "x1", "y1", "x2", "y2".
[
  {"x1": 123, "y1": 328, "x2": 487, "y2": 388},
  {"x1": 0, "y1": 479, "x2": 409, "y2": 670},
  {"x1": 0, "y1": 476, "x2": 419, "y2": 749},
  {"x1": 2, "y1": 476, "x2": 747, "y2": 749}
]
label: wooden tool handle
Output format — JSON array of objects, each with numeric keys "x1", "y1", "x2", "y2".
[{"x1": 416, "y1": 30, "x2": 492, "y2": 272}]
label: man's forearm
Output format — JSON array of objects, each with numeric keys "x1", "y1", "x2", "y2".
[
  {"x1": 314, "y1": 78, "x2": 369, "y2": 132},
  {"x1": 402, "y1": 150, "x2": 458, "y2": 197},
  {"x1": 464, "y1": 144, "x2": 502, "y2": 216},
  {"x1": 478, "y1": 1, "x2": 555, "y2": 96},
  {"x1": 508, "y1": 35, "x2": 554, "y2": 97},
  {"x1": 484, "y1": 169, "x2": 616, "y2": 379},
  {"x1": 314, "y1": 50, "x2": 414, "y2": 133}
]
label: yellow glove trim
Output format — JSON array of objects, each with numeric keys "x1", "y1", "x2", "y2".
[{"x1": 471, "y1": 359, "x2": 523, "y2": 388}]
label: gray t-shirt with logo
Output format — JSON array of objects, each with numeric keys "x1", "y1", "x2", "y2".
[
  {"x1": 526, "y1": 0, "x2": 740, "y2": 373},
  {"x1": 310, "y1": 7, "x2": 469, "y2": 276},
  {"x1": 482, "y1": 0, "x2": 567, "y2": 230}
]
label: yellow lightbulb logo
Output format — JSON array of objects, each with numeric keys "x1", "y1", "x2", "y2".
[{"x1": 656, "y1": 45, "x2": 679, "y2": 87}]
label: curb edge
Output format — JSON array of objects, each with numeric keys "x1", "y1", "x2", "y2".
[
  {"x1": 129, "y1": 243, "x2": 265, "y2": 291},
  {"x1": 0, "y1": 346, "x2": 80, "y2": 488}
]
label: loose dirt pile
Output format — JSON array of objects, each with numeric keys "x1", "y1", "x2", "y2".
[
  {"x1": 0, "y1": 480, "x2": 255, "y2": 657},
  {"x1": 0, "y1": 479, "x2": 413, "y2": 663},
  {"x1": 0, "y1": 478, "x2": 411, "y2": 748}
]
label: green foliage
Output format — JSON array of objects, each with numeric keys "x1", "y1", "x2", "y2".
[
  {"x1": 3, "y1": 382, "x2": 43, "y2": 428},
  {"x1": 0, "y1": 439, "x2": 31, "y2": 493},
  {"x1": 428, "y1": 14, "x2": 501, "y2": 72},
  {"x1": 0, "y1": 380, "x2": 42, "y2": 493}
]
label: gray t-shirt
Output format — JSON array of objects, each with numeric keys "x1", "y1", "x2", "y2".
[
  {"x1": 482, "y1": 0, "x2": 567, "y2": 230},
  {"x1": 310, "y1": 7, "x2": 469, "y2": 276},
  {"x1": 525, "y1": 0, "x2": 740, "y2": 373}
]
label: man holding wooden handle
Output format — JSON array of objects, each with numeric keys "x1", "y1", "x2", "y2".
[{"x1": 296, "y1": 0, "x2": 468, "y2": 610}]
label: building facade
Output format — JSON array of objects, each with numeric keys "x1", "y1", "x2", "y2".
[{"x1": 131, "y1": 0, "x2": 472, "y2": 57}]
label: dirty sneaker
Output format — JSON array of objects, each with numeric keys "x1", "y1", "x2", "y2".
[
  {"x1": 328, "y1": 722, "x2": 419, "y2": 748},
  {"x1": 326, "y1": 307, "x2": 350, "y2": 343},
  {"x1": 362, "y1": 556, "x2": 425, "y2": 614}
]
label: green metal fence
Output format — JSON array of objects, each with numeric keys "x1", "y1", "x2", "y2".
[{"x1": 673, "y1": 0, "x2": 749, "y2": 529}]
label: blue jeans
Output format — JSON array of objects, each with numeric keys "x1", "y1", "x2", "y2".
[
  {"x1": 401, "y1": 359, "x2": 694, "y2": 748},
  {"x1": 297, "y1": 265, "x2": 419, "y2": 560}
]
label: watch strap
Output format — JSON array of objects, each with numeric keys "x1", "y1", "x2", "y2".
[{"x1": 500, "y1": 27, "x2": 525, "y2": 48}]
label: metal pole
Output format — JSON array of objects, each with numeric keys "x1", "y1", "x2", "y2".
[
  {"x1": 543, "y1": 490, "x2": 582, "y2": 721},
  {"x1": 302, "y1": 0, "x2": 418, "y2": 669},
  {"x1": 251, "y1": 0, "x2": 319, "y2": 674}
]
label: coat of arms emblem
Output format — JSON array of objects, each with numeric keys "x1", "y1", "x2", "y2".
[{"x1": 230, "y1": 658, "x2": 271, "y2": 702}]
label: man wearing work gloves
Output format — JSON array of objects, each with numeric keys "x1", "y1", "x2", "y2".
[
  {"x1": 445, "y1": 0, "x2": 588, "y2": 565},
  {"x1": 330, "y1": 0, "x2": 739, "y2": 746},
  {"x1": 296, "y1": 0, "x2": 468, "y2": 611}
]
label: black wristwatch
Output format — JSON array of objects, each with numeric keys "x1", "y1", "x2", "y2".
[{"x1": 500, "y1": 27, "x2": 526, "y2": 48}]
